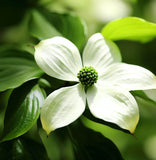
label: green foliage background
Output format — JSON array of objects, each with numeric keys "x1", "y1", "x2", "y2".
[{"x1": 0, "y1": 0, "x2": 156, "y2": 159}]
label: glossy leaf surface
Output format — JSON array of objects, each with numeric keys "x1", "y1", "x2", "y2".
[
  {"x1": 29, "y1": 9, "x2": 86, "y2": 49},
  {"x1": 0, "y1": 138, "x2": 49, "y2": 160},
  {"x1": 0, "y1": 49, "x2": 43, "y2": 91},
  {"x1": 1, "y1": 81, "x2": 45, "y2": 142}
]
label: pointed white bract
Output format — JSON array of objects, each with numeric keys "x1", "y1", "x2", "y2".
[
  {"x1": 40, "y1": 84, "x2": 86, "y2": 135},
  {"x1": 83, "y1": 33, "x2": 121, "y2": 75},
  {"x1": 34, "y1": 33, "x2": 156, "y2": 134},
  {"x1": 99, "y1": 63, "x2": 156, "y2": 91},
  {"x1": 35, "y1": 37, "x2": 82, "y2": 82},
  {"x1": 87, "y1": 85, "x2": 139, "y2": 133}
]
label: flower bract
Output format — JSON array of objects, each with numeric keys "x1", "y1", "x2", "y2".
[{"x1": 35, "y1": 33, "x2": 156, "y2": 135}]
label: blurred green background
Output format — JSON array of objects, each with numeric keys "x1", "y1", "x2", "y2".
[{"x1": 0, "y1": 0, "x2": 156, "y2": 159}]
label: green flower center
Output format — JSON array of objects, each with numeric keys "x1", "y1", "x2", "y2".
[{"x1": 77, "y1": 66, "x2": 98, "y2": 87}]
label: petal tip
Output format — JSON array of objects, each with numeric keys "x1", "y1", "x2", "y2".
[
  {"x1": 129, "y1": 114, "x2": 139, "y2": 134},
  {"x1": 42, "y1": 124, "x2": 55, "y2": 136}
]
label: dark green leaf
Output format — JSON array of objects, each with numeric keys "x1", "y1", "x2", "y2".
[
  {"x1": 0, "y1": 138, "x2": 49, "y2": 160},
  {"x1": 1, "y1": 80, "x2": 46, "y2": 142},
  {"x1": 29, "y1": 10, "x2": 61, "y2": 40},
  {"x1": 69, "y1": 121, "x2": 123, "y2": 160},
  {"x1": 29, "y1": 9, "x2": 86, "y2": 49},
  {"x1": 40, "y1": 9, "x2": 87, "y2": 49},
  {"x1": 101, "y1": 17, "x2": 156, "y2": 42},
  {"x1": 0, "y1": 49, "x2": 43, "y2": 91}
]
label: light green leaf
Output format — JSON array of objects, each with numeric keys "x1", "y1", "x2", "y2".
[
  {"x1": 1, "y1": 81, "x2": 46, "y2": 142},
  {"x1": 101, "y1": 17, "x2": 156, "y2": 42},
  {"x1": 29, "y1": 9, "x2": 86, "y2": 49},
  {"x1": 0, "y1": 49, "x2": 43, "y2": 91}
]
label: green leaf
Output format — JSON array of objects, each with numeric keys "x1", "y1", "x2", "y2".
[
  {"x1": 84, "y1": 109, "x2": 130, "y2": 134},
  {"x1": 29, "y1": 10, "x2": 61, "y2": 40},
  {"x1": 29, "y1": 9, "x2": 86, "y2": 49},
  {"x1": 0, "y1": 49, "x2": 43, "y2": 91},
  {"x1": 41, "y1": 10, "x2": 87, "y2": 49},
  {"x1": 0, "y1": 138, "x2": 49, "y2": 160},
  {"x1": 101, "y1": 17, "x2": 156, "y2": 42},
  {"x1": 132, "y1": 90, "x2": 156, "y2": 105},
  {"x1": 69, "y1": 121, "x2": 123, "y2": 160},
  {"x1": 0, "y1": 90, "x2": 12, "y2": 111},
  {"x1": 1, "y1": 80, "x2": 46, "y2": 142}
]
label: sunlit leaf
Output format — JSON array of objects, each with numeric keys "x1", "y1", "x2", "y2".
[
  {"x1": 101, "y1": 17, "x2": 156, "y2": 42},
  {"x1": 1, "y1": 81, "x2": 46, "y2": 142},
  {"x1": 0, "y1": 49, "x2": 43, "y2": 91}
]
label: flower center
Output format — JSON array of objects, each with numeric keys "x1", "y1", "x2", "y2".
[{"x1": 77, "y1": 66, "x2": 98, "y2": 87}]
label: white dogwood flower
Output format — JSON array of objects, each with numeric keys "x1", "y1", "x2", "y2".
[{"x1": 34, "y1": 33, "x2": 156, "y2": 135}]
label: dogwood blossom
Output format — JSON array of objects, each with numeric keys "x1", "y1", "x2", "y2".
[{"x1": 34, "y1": 33, "x2": 156, "y2": 134}]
